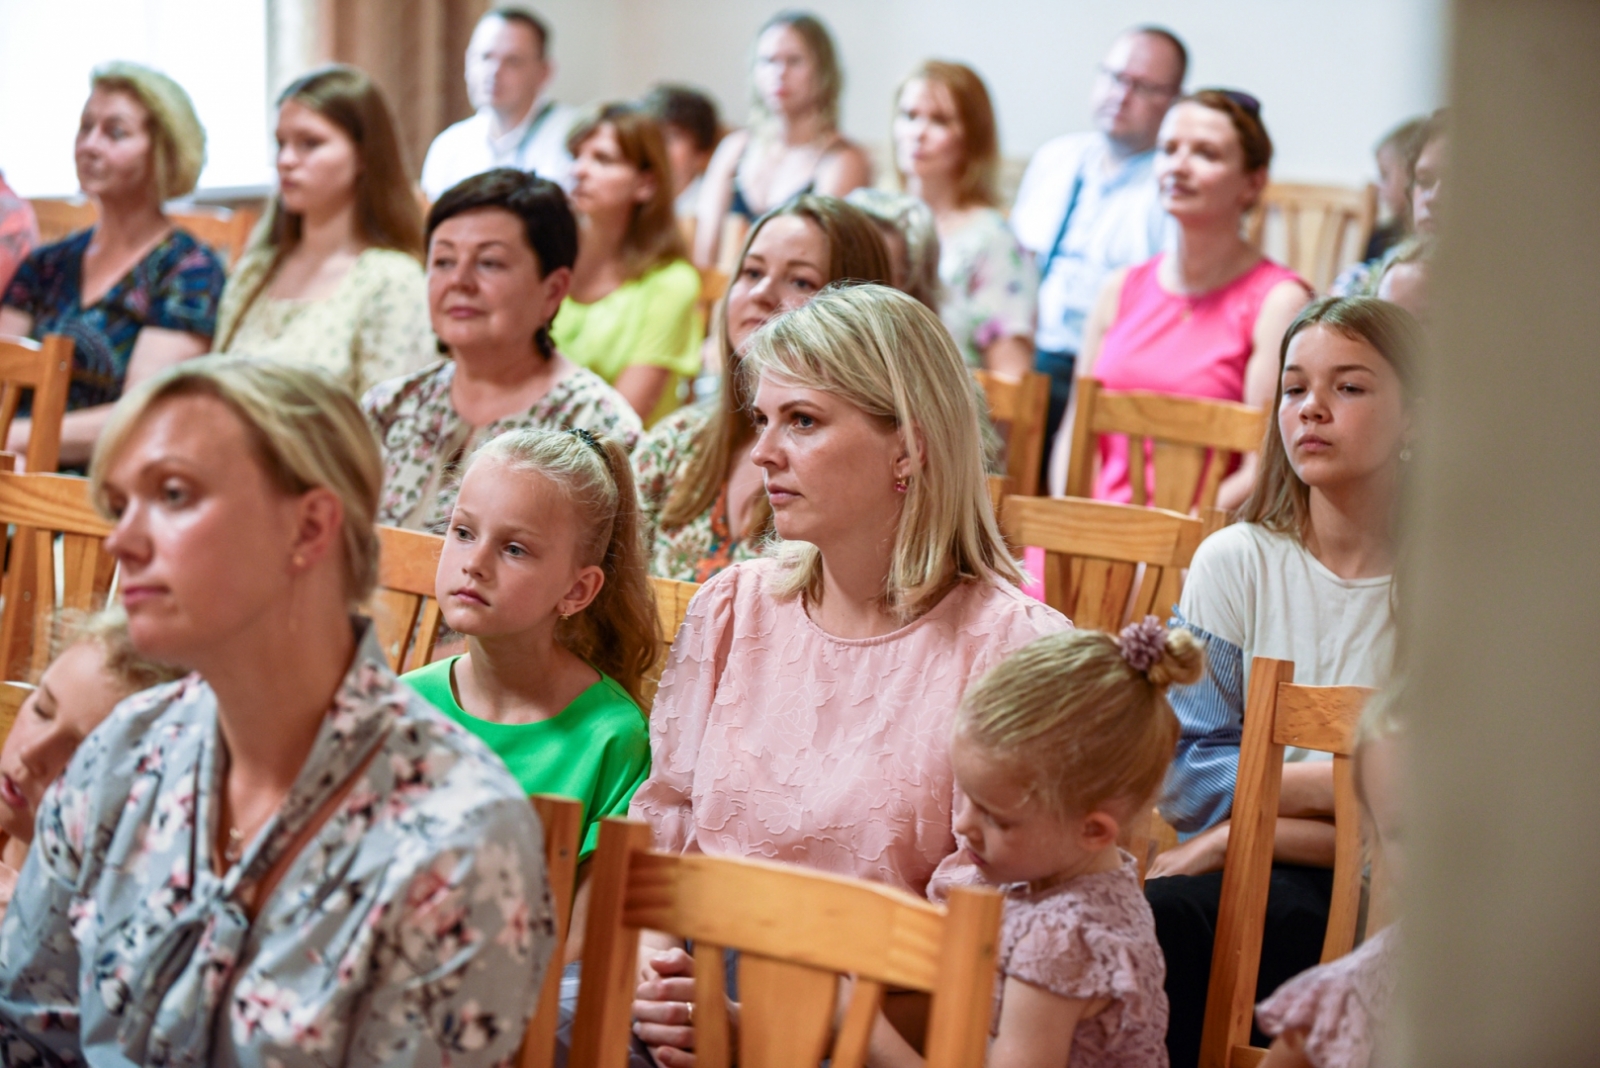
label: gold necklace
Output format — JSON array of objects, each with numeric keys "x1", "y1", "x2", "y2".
[{"x1": 224, "y1": 825, "x2": 246, "y2": 865}]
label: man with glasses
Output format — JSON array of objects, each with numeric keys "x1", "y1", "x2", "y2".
[{"x1": 1011, "y1": 26, "x2": 1187, "y2": 488}]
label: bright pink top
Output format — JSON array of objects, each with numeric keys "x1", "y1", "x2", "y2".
[
  {"x1": 630, "y1": 558, "x2": 1069, "y2": 895},
  {"x1": 1092, "y1": 253, "x2": 1306, "y2": 503}
]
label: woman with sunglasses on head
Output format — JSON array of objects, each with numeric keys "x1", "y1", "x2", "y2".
[{"x1": 1064, "y1": 89, "x2": 1311, "y2": 510}]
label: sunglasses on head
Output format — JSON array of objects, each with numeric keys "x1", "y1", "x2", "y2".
[{"x1": 1217, "y1": 89, "x2": 1262, "y2": 117}]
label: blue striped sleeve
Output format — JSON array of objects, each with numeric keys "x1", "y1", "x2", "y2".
[{"x1": 1158, "y1": 607, "x2": 1246, "y2": 836}]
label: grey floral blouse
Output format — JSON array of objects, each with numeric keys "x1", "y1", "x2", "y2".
[
  {"x1": 0, "y1": 622, "x2": 554, "y2": 1068},
  {"x1": 363, "y1": 359, "x2": 643, "y2": 532}
]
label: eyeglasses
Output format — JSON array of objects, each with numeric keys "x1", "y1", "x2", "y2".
[
  {"x1": 1098, "y1": 66, "x2": 1179, "y2": 100},
  {"x1": 1216, "y1": 89, "x2": 1262, "y2": 118}
]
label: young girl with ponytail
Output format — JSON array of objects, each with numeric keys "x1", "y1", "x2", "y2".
[{"x1": 403, "y1": 427, "x2": 660, "y2": 865}]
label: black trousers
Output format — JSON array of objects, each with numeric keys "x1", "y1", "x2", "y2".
[
  {"x1": 1034, "y1": 348, "x2": 1077, "y2": 489},
  {"x1": 1145, "y1": 865, "x2": 1334, "y2": 1068}
]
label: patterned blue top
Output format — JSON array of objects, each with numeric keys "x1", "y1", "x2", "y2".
[
  {"x1": 0, "y1": 621, "x2": 554, "y2": 1067},
  {"x1": 2, "y1": 228, "x2": 225, "y2": 410}
]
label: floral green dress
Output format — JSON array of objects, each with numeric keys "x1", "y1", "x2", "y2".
[{"x1": 0, "y1": 621, "x2": 554, "y2": 1067}]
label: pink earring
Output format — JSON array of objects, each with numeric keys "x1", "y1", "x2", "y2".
[{"x1": 894, "y1": 477, "x2": 909, "y2": 494}]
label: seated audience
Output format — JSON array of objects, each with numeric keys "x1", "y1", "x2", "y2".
[
  {"x1": 1071, "y1": 89, "x2": 1311, "y2": 509},
  {"x1": 865, "y1": 621, "x2": 1198, "y2": 1068},
  {"x1": 845, "y1": 187, "x2": 943, "y2": 312},
  {"x1": 216, "y1": 66, "x2": 433, "y2": 398},
  {"x1": 551, "y1": 103, "x2": 702, "y2": 425},
  {"x1": 1333, "y1": 109, "x2": 1447, "y2": 298},
  {"x1": 0, "y1": 607, "x2": 184, "y2": 919},
  {"x1": 0, "y1": 169, "x2": 37, "y2": 293},
  {"x1": 1364, "y1": 117, "x2": 1428, "y2": 261},
  {"x1": 0, "y1": 357, "x2": 551, "y2": 1064},
  {"x1": 629, "y1": 284, "x2": 1069, "y2": 1065},
  {"x1": 1372, "y1": 237, "x2": 1432, "y2": 322},
  {"x1": 1, "y1": 62, "x2": 223, "y2": 467},
  {"x1": 641, "y1": 84, "x2": 722, "y2": 217},
  {"x1": 895, "y1": 60, "x2": 1036, "y2": 374},
  {"x1": 1257, "y1": 688, "x2": 1404, "y2": 1068},
  {"x1": 421, "y1": 7, "x2": 578, "y2": 199},
  {"x1": 1146, "y1": 296, "x2": 1420, "y2": 1068},
  {"x1": 1011, "y1": 26, "x2": 1186, "y2": 488},
  {"x1": 631, "y1": 194, "x2": 891, "y2": 582},
  {"x1": 404, "y1": 427, "x2": 654, "y2": 862},
  {"x1": 692, "y1": 11, "x2": 871, "y2": 268},
  {"x1": 364, "y1": 169, "x2": 640, "y2": 532}
]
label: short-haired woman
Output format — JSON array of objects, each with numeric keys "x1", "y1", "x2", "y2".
[
  {"x1": 1068, "y1": 89, "x2": 1312, "y2": 508},
  {"x1": 364, "y1": 168, "x2": 641, "y2": 532},
  {"x1": 0, "y1": 357, "x2": 553, "y2": 1065},
  {"x1": 894, "y1": 59, "x2": 1037, "y2": 375},
  {"x1": 552, "y1": 103, "x2": 703, "y2": 424},
  {"x1": 216, "y1": 66, "x2": 434, "y2": 398},
  {"x1": 1, "y1": 62, "x2": 225, "y2": 467},
  {"x1": 631, "y1": 194, "x2": 891, "y2": 581},
  {"x1": 692, "y1": 12, "x2": 872, "y2": 269}
]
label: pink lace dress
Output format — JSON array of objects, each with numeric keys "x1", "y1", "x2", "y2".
[
  {"x1": 1256, "y1": 924, "x2": 1399, "y2": 1068},
  {"x1": 630, "y1": 558, "x2": 1069, "y2": 894},
  {"x1": 930, "y1": 850, "x2": 1169, "y2": 1068}
]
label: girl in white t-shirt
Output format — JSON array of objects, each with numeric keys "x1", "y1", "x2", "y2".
[{"x1": 1142, "y1": 295, "x2": 1423, "y2": 1068}]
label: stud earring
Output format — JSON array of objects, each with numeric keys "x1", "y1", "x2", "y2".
[
  {"x1": 1399, "y1": 446, "x2": 1413, "y2": 463},
  {"x1": 894, "y1": 477, "x2": 909, "y2": 494}
]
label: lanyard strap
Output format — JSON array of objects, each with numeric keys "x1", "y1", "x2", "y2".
[
  {"x1": 512, "y1": 100, "x2": 557, "y2": 168},
  {"x1": 1037, "y1": 158, "x2": 1088, "y2": 283}
]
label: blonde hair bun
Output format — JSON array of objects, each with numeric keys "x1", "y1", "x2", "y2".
[{"x1": 1147, "y1": 628, "x2": 1204, "y2": 690}]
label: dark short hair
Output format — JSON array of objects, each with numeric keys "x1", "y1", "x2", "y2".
[
  {"x1": 640, "y1": 84, "x2": 720, "y2": 154},
  {"x1": 1129, "y1": 24, "x2": 1188, "y2": 88},
  {"x1": 484, "y1": 6, "x2": 550, "y2": 59}
]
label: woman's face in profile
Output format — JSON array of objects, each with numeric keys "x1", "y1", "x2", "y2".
[
  {"x1": 75, "y1": 88, "x2": 155, "y2": 204},
  {"x1": 726, "y1": 215, "x2": 828, "y2": 351}
]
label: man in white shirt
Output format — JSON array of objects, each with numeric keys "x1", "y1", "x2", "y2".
[
  {"x1": 420, "y1": 8, "x2": 579, "y2": 201},
  {"x1": 1011, "y1": 26, "x2": 1187, "y2": 486}
]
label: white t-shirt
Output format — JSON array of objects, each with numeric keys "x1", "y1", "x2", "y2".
[{"x1": 420, "y1": 96, "x2": 579, "y2": 201}]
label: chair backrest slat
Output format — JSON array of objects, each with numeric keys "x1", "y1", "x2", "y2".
[
  {"x1": 0, "y1": 334, "x2": 74, "y2": 475},
  {"x1": 370, "y1": 525, "x2": 445, "y2": 673},
  {"x1": 693, "y1": 943, "x2": 733, "y2": 1068},
  {"x1": 518, "y1": 794, "x2": 583, "y2": 1068},
  {"x1": 739, "y1": 956, "x2": 838, "y2": 1068},
  {"x1": 642, "y1": 576, "x2": 698, "y2": 708},
  {"x1": 1245, "y1": 182, "x2": 1378, "y2": 294},
  {"x1": 974, "y1": 370, "x2": 1051, "y2": 497}
]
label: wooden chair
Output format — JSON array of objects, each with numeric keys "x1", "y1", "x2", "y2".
[
  {"x1": 569, "y1": 818, "x2": 1003, "y2": 1068},
  {"x1": 641, "y1": 576, "x2": 699, "y2": 709},
  {"x1": 974, "y1": 370, "x2": 1050, "y2": 498},
  {"x1": 0, "y1": 334, "x2": 74, "y2": 474},
  {"x1": 27, "y1": 199, "x2": 97, "y2": 244},
  {"x1": 169, "y1": 206, "x2": 259, "y2": 267},
  {"x1": 696, "y1": 267, "x2": 730, "y2": 335},
  {"x1": 1197, "y1": 658, "x2": 1372, "y2": 1068},
  {"x1": 370, "y1": 525, "x2": 445, "y2": 673},
  {"x1": 1245, "y1": 183, "x2": 1378, "y2": 295},
  {"x1": 1065, "y1": 379, "x2": 1268, "y2": 515},
  {"x1": 0, "y1": 473, "x2": 116, "y2": 680},
  {"x1": 1000, "y1": 495, "x2": 1202, "y2": 633},
  {"x1": 519, "y1": 794, "x2": 585, "y2": 1068},
  {"x1": 0, "y1": 681, "x2": 33, "y2": 748}
]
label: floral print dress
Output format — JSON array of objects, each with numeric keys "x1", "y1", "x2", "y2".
[
  {"x1": 0, "y1": 622, "x2": 554, "y2": 1068},
  {"x1": 937, "y1": 208, "x2": 1038, "y2": 369}
]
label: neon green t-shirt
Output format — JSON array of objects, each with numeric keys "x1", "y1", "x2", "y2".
[
  {"x1": 550, "y1": 258, "x2": 704, "y2": 427},
  {"x1": 401, "y1": 657, "x2": 650, "y2": 858}
]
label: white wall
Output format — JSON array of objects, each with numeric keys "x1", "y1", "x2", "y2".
[{"x1": 533, "y1": 0, "x2": 1448, "y2": 187}]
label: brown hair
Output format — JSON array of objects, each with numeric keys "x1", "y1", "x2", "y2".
[
  {"x1": 1238, "y1": 296, "x2": 1424, "y2": 541},
  {"x1": 957, "y1": 627, "x2": 1202, "y2": 819},
  {"x1": 894, "y1": 60, "x2": 1000, "y2": 208},
  {"x1": 47, "y1": 606, "x2": 186, "y2": 693},
  {"x1": 751, "y1": 11, "x2": 844, "y2": 131},
  {"x1": 1183, "y1": 88, "x2": 1274, "y2": 174},
  {"x1": 658, "y1": 195, "x2": 892, "y2": 533},
  {"x1": 566, "y1": 102, "x2": 687, "y2": 282}
]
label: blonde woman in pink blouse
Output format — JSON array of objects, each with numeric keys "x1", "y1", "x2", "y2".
[{"x1": 628, "y1": 284, "x2": 1069, "y2": 1067}]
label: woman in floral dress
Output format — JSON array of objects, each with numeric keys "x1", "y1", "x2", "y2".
[{"x1": 0, "y1": 357, "x2": 553, "y2": 1067}]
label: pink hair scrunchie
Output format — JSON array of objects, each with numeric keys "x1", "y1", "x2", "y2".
[{"x1": 1118, "y1": 615, "x2": 1167, "y2": 674}]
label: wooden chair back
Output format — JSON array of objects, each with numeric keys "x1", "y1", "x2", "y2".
[
  {"x1": 370, "y1": 525, "x2": 445, "y2": 673},
  {"x1": 1065, "y1": 379, "x2": 1268, "y2": 514},
  {"x1": 1000, "y1": 495, "x2": 1202, "y2": 633},
  {"x1": 0, "y1": 681, "x2": 33, "y2": 749},
  {"x1": 716, "y1": 215, "x2": 751, "y2": 275},
  {"x1": 28, "y1": 199, "x2": 97, "y2": 244},
  {"x1": 1245, "y1": 182, "x2": 1378, "y2": 295},
  {"x1": 0, "y1": 334, "x2": 73, "y2": 473},
  {"x1": 169, "y1": 206, "x2": 259, "y2": 267},
  {"x1": 518, "y1": 794, "x2": 585, "y2": 1068},
  {"x1": 697, "y1": 268, "x2": 729, "y2": 335},
  {"x1": 0, "y1": 473, "x2": 116, "y2": 680},
  {"x1": 569, "y1": 818, "x2": 1003, "y2": 1068},
  {"x1": 1197, "y1": 658, "x2": 1372, "y2": 1068},
  {"x1": 973, "y1": 370, "x2": 1050, "y2": 497},
  {"x1": 641, "y1": 576, "x2": 699, "y2": 709}
]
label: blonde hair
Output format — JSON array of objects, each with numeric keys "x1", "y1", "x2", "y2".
[
  {"x1": 894, "y1": 61, "x2": 1000, "y2": 208},
  {"x1": 90, "y1": 61, "x2": 206, "y2": 201},
  {"x1": 958, "y1": 627, "x2": 1203, "y2": 819},
  {"x1": 750, "y1": 12, "x2": 844, "y2": 132},
  {"x1": 465, "y1": 429, "x2": 660, "y2": 706},
  {"x1": 844, "y1": 188, "x2": 943, "y2": 313},
  {"x1": 47, "y1": 606, "x2": 186, "y2": 693},
  {"x1": 88, "y1": 357, "x2": 383, "y2": 608},
  {"x1": 739, "y1": 283, "x2": 1021, "y2": 618}
]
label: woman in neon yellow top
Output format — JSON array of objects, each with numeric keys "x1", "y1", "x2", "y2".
[
  {"x1": 402, "y1": 427, "x2": 661, "y2": 872},
  {"x1": 554, "y1": 103, "x2": 703, "y2": 426}
]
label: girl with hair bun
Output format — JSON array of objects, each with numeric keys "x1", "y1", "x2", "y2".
[{"x1": 862, "y1": 618, "x2": 1198, "y2": 1068}]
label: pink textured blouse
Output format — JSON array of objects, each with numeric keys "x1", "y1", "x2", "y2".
[
  {"x1": 1092, "y1": 253, "x2": 1307, "y2": 503},
  {"x1": 931, "y1": 851, "x2": 1169, "y2": 1068},
  {"x1": 1256, "y1": 924, "x2": 1398, "y2": 1068},
  {"x1": 630, "y1": 558, "x2": 1070, "y2": 895}
]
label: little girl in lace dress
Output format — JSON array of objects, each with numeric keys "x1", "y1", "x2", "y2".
[{"x1": 865, "y1": 618, "x2": 1203, "y2": 1068}]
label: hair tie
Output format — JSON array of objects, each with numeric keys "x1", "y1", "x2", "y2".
[
  {"x1": 1118, "y1": 615, "x2": 1167, "y2": 674},
  {"x1": 569, "y1": 427, "x2": 605, "y2": 457}
]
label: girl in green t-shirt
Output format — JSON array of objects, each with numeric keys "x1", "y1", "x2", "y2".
[{"x1": 402, "y1": 427, "x2": 662, "y2": 954}]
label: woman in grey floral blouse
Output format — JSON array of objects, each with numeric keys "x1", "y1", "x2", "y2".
[
  {"x1": 0, "y1": 357, "x2": 553, "y2": 1067},
  {"x1": 363, "y1": 168, "x2": 641, "y2": 532}
]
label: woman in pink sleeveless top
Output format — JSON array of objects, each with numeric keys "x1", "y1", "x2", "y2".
[{"x1": 1074, "y1": 89, "x2": 1310, "y2": 509}]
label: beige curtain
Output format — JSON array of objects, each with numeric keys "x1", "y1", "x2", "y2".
[{"x1": 315, "y1": 0, "x2": 488, "y2": 180}]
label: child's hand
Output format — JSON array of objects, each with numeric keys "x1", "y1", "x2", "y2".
[{"x1": 1145, "y1": 821, "x2": 1230, "y2": 879}]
